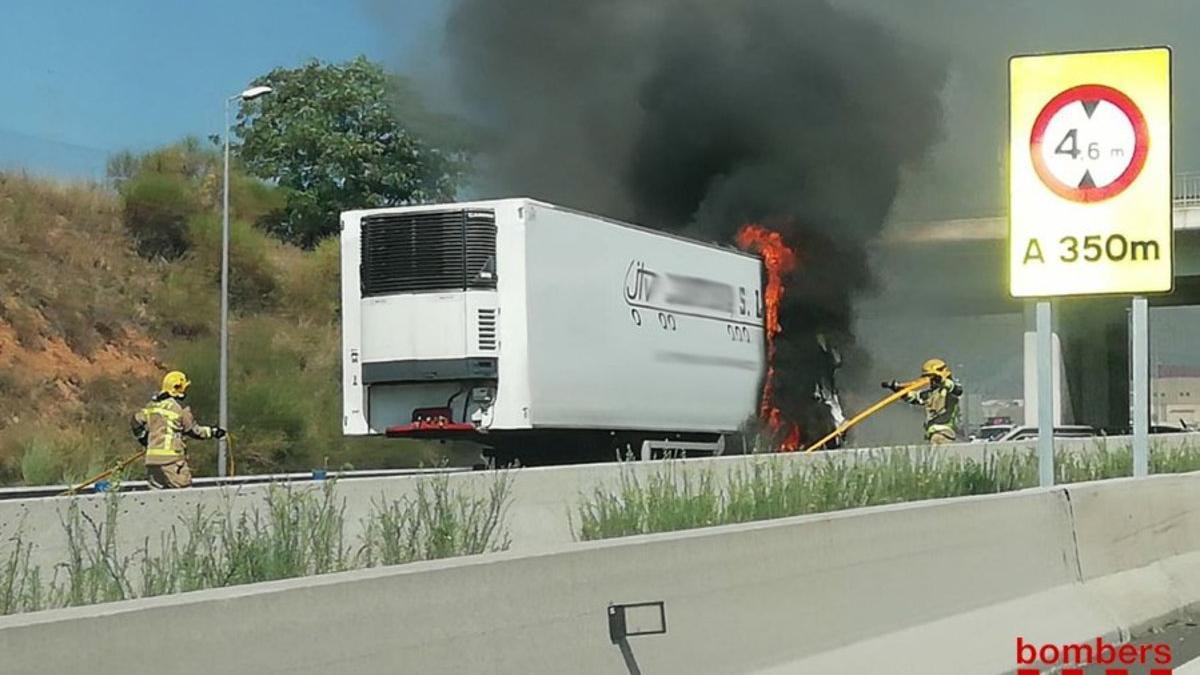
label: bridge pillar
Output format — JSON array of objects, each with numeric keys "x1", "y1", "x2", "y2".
[
  {"x1": 1021, "y1": 327, "x2": 1066, "y2": 426},
  {"x1": 1054, "y1": 299, "x2": 1130, "y2": 432}
]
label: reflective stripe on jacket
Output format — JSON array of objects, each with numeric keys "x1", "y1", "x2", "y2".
[
  {"x1": 131, "y1": 397, "x2": 214, "y2": 465},
  {"x1": 904, "y1": 377, "x2": 963, "y2": 440}
]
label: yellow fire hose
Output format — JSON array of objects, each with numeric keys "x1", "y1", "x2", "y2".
[
  {"x1": 61, "y1": 450, "x2": 146, "y2": 496},
  {"x1": 802, "y1": 376, "x2": 932, "y2": 454},
  {"x1": 60, "y1": 433, "x2": 236, "y2": 496}
]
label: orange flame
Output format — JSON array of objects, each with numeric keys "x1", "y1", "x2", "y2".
[{"x1": 736, "y1": 224, "x2": 801, "y2": 451}]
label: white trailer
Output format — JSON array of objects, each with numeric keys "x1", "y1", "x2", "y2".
[{"x1": 341, "y1": 198, "x2": 765, "y2": 463}]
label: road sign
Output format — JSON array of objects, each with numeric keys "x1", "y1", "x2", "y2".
[{"x1": 1010, "y1": 47, "x2": 1172, "y2": 297}]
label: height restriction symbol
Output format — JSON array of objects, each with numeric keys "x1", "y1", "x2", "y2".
[{"x1": 1030, "y1": 83, "x2": 1149, "y2": 203}]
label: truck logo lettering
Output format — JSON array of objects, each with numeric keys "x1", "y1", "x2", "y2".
[
  {"x1": 625, "y1": 260, "x2": 658, "y2": 303},
  {"x1": 623, "y1": 259, "x2": 759, "y2": 327}
]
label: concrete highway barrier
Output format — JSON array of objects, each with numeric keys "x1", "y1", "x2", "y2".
[
  {"x1": 0, "y1": 433, "x2": 1196, "y2": 579},
  {"x1": 4, "y1": 470, "x2": 1200, "y2": 674}
]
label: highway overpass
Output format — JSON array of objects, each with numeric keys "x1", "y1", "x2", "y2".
[
  {"x1": 871, "y1": 173, "x2": 1200, "y2": 316},
  {"x1": 856, "y1": 173, "x2": 1200, "y2": 433}
]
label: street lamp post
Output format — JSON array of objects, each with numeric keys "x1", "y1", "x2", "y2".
[{"x1": 219, "y1": 85, "x2": 273, "y2": 478}]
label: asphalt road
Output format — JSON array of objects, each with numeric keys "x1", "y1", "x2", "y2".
[{"x1": 1077, "y1": 621, "x2": 1200, "y2": 674}]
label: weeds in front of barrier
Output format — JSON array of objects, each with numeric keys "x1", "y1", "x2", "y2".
[
  {"x1": 1149, "y1": 441, "x2": 1200, "y2": 474},
  {"x1": 574, "y1": 440, "x2": 1200, "y2": 541},
  {"x1": 359, "y1": 472, "x2": 512, "y2": 566},
  {"x1": 0, "y1": 473, "x2": 512, "y2": 615},
  {"x1": 140, "y1": 482, "x2": 351, "y2": 596},
  {"x1": 0, "y1": 531, "x2": 47, "y2": 615}
]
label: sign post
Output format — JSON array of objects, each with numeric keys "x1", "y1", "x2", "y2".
[
  {"x1": 1036, "y1": 301, "x2": 1054, "y2": 487},
  {"x1": 1010, "y1": 47, "x2": 1172, "y2": 484},
  {"x1": 1132, "y1": 296, "x2": 1150, "y2": 476}
]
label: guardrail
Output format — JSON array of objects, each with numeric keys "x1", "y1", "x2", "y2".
[
  {"x1": 1176, "y1": 172, "x2": 1200, "y2": 206},
  {"x1": 0, "y1": 466, "x2": 469, "y2": 501}
]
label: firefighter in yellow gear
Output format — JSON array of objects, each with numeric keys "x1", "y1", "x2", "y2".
[
  {"x1": 130, "y1": 371, "x2": 225, "y2": 489},
  {"x1": 882, "y1": 358, "x2": 963, "y2": 445}
]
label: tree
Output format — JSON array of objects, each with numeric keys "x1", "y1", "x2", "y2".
[{"x1": 232, "y1": 57, "x2": 471, "y2": 247}]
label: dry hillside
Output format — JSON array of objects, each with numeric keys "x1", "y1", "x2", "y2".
[
  {"x1": 0, "y1": 175, "x2": 164, "y2": 480},
  {"x1": 0, "y1": 172, "x2": 442, "y2": 485}
]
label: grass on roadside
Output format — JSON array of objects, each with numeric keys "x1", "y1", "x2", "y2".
[
  {"x1": 0, "y1": 472, "x2": 512, "y2": 616},
  {"x1": 359, "y1": 472, "x2": 512, "y2": 566},
  {"x1": 574, "y1": 441, "x2": 1200, "y2": 541}
]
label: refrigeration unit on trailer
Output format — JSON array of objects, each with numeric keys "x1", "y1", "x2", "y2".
[{"x1": 341, "y1": 198, "x2": 766, "y2": 463}]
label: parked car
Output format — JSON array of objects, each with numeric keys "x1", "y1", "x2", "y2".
[
  {"x1": 1099, "y1": 423, "x2": 1196, "y2": 435},
  {"x1": 1150, "y1": 422, "x2": 1197, "y2": 434},
  {"x1": 992, "y1": 425, "x2": 1098, "y2": 442},
  {"x1": 970, "y1": 424, "x2": 1015, "y2": 442}
]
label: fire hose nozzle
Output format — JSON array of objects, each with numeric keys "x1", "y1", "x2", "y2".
[{"x1": 881, "y1": 380, "x2": 901, "y2": 392}]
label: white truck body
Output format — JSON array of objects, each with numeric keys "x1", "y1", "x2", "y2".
[{"x1": 341, "y1": 198, "x2": 764, "y2": 444}]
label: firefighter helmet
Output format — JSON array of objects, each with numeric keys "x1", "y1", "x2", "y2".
[
  {"x1": 921, "y1": 358, "x2": 951, "y2": 379},
  {"x1": 161, "y1": 371, "x2": 191, "y2": 397}
]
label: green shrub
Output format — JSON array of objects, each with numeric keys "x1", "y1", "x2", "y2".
[
  {"x1": 229, "y1": 315, "x2": 309, "y2": 374},
  {"x1": 187, "y1": 215, "x2": 279, "y2": 311},
  {"x1": 18, "y1": 439, "x2": 61, "y2": 486},
  {"x1": 233, "y1": 174, "x2": 286, "y2": 225},
  {"x1": 10, "y1": 428, "x2": 115, "y2": 487},
  {"x1": 280, "y1": 237, "x2": 340, "y2": 322},
  {"x1": 234, "y1": 380, "x2": 309, "y2": 447},
  {"x1": 121, "y1": 172, "x2": 197, "y2": 260},
  {"x1": 154, "y1": 263, "x2": 218, "y2": 337},
  {"x1": 136, "y1": 138, "x2": 217, "y2": 183}
]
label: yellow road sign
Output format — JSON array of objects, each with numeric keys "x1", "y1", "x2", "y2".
[{"x1": 1009, "y1": 47, "x2": 1172, "y2": 297}]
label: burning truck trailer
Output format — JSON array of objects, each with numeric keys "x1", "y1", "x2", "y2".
[{"x1": 340, "y1": 198, "x2": 846, "y2": 465}]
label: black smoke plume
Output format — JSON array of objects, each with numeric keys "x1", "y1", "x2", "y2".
[{"x1": 441, "y1": 0, "x2": 946, "y2": 442}]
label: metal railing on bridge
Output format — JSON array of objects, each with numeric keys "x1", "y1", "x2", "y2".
[{"x1": 1175, "y1": 172, "x2": 1200, "y2": 206}]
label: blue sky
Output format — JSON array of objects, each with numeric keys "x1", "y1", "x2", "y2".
[{"x1": 0, "y1": 0, "x2": 446, "y2": 178}]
